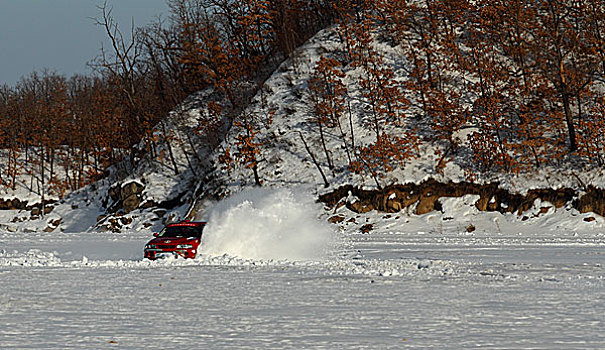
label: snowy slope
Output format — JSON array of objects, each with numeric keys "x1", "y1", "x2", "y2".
[
  {"x1": 2, "y1": 25, "x2": 605, "y2": 234},
  {"x1": 203, "y1": 25, "x2": 605, "y2": 197}
]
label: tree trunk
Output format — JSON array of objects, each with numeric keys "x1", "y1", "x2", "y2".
[
  {"x1": 49, "y1": 147, "x2": 55, "y2": 184},
  {"x1": 299, "y1": 132, "x2": 329, "y2": 188},
  {"x1": 348, "y1": 101, "x2": 355, "y2": 150},
  {"x1": 162, "y1": 122, "x2": 179, "y2": 175},
  {"x1": 252, "y1": 163, "x2": 261, "y2": 186},
  {"x1": 318, "y1": 121, "x2": 333, "y2": 169},
  {"x1": 336, "y1": 117, "x2": 353, "y2": 165},
  {"x1": 562, "y1": 92, "x2": 577, "y2": 152}
]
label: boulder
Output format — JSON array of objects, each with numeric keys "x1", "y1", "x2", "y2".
[
  {"x1": 360, "y1": 224, "x2": 373, "y2": 233},
  {"x1": 475, "y1": 195, "x2": 490, "y2": 211},
  {"x1": 400, "y1": 192, "x2": 419, "y2": 208},
  {"x1": 103, "y1": 217, "x2": 124, "y2": 233},
  {"x1": 123, "y1": 195, "x2": 141, "y2": 214},
  {"x1": 576, "y1": 186, "x2": 605, "y2": 216},
  {"x1": 416, "y1": 194, "x2": 439, "y2": 215},
  {"x1": 346, "y1": 200, "x2": 374, "y2": 213},
  {"x1": 108, "y1": 183, "x2": 122, "y2": 203},
  {"x1": 121, "y1": 181, "x2": 144, "y2": 201},
  {"x1": 0, "y1": 223, "x2": 18, "y2": 232},
  {"x1": 153, "y1": 209, "x2": 167, "y2": 217},
  {"x1": 328, "y1": 215, "x2": 345, "y2": 224},
  {"x1": 382, "y1": 190, "x2": 418, "y2": 213},
  {"x1": 139, "y1": 200, "x2": 156, "y2": 209},
  {"x1": 120, "y1": 181, "x2": 145, "y2": 214},
  {"x1": 332, "y1": 200, "x2": 346, "y2": 213},
  {"x1": 538, "y1": 206, "x2": 552, "y2": 215},
  {"x1": 119, "y1": 216, "x2": 133, "y2": 226},
  {"x1": 0, "y1": 198, "x2": 26, "y2": 210},
  {"x1": 487, "y1": 195, "x2": 499, "y2": 211},
  {"x1": 48, "y1": 218, "x2": 63, "y2": 228}
]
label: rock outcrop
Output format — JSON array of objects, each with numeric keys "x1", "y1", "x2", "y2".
[
  {"x1": 319, "y1": 179, "x2": 581, "y2": 216},
  {"x1": 107, "y1": 180, "x2": 145, "y2": 214},
  {"x1": 121, "y1": 181, "x2": 145, "y2": 213},
  {"x1": 575, "y1": 186, "x2": 605, "y2": 216}
]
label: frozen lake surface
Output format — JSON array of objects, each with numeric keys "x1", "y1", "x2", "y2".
[{"x1": 0, "y1": 226, "x2": 602, "y2": 349}]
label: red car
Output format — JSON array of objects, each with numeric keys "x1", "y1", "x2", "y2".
[{"x1": 144, "y1": 220, "x2": 206, "y2": 260}]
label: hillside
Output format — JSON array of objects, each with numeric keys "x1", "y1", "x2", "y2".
[
  {"x1": 208, "y1": 26, "x2": 605, "y2": 193},
  {"x1": 2, "y1": 19, "x2": 605, "y2": 233},
  {"x1": 2, "y1": 1, "x2": 605, "y2": 233}
]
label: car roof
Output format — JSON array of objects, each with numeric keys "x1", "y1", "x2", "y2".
[{"x1": 166, "y1": 221, "x2": 206, "y2": 227}]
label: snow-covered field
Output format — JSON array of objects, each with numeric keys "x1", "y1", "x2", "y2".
[{"x1": 1, "y1": 189, "x2": 603, "y2": 349}]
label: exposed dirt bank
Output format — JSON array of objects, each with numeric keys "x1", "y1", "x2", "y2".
[{"x1": 319, "y1": 179, "x2": 605, "y2": 217}]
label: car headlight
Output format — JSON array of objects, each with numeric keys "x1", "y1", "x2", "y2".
[
  {"x1": 145, "y1": 245, "x2": 156, "y2": 249},
  {"x1": 176, "y1": 244, "x2": 193, "y2": 249}
]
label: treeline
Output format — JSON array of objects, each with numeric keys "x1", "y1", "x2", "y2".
[
  {"x1": 0, "y1": 72, "x2": 130, "y2": 197},
  {"x1": 0, "y1": 0, "x2": 337, "y2": 196},
  {"x1": 1, "y1": 0, "x2": 604, "y2": 196}
]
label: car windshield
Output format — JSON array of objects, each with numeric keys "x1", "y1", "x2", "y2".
[{"x1": 158, "y1": 226, "x2": 201, "y2": 238}]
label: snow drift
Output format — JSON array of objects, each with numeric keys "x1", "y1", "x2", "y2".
[{"x1": 199, "y1": 188, "x2": 336, "y2": 261}]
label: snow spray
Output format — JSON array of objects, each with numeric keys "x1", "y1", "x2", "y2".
[{"x1": 199, "y1": 188, "x2": 336, "y2": 261}]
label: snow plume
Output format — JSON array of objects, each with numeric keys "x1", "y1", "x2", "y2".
[{"x1": 200, "y1": 188, "x2": 336, "y2": 261}]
